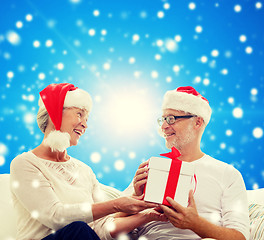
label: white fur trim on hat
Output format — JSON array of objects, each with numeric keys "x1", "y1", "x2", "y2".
[
  {"x1": 44, "y1": 130, "x2": 70, "y2": 152},
  {"x1": 162, "y1": 90, "x2": 212, "y2": 125},
  {"x1": 38, "y1": 88, "x2": 93, "y2": 112},
  {"x1": 64, "y1": 88, "x2": 92, "y2": 112}
]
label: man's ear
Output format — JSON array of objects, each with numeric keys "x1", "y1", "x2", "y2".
[{"x1": 194, "y1": 117, "x2": 204, "y2": 129}]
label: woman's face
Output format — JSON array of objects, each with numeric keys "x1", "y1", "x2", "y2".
[{"x1": 60, "y1": 107, "x2": 89, "y2": 146}]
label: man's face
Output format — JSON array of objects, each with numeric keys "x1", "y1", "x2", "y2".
[{"x1": 161, "y1": 109, "x2": 196, "y2": 150}]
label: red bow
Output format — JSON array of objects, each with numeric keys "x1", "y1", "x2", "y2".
[
  {"x1": 160, "y1": 146, "x2": 181, "y2": 160},
  {"x1": 159, "y1": 146, "x2": 182, "y2": 206}
]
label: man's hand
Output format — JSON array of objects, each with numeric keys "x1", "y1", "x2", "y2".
[
  {"x1": 160, "y1": 190, "x2": 246, "y2": 240},
  {"x1": 133, "y1": 160, "x2": 149, "y2": 196},
  {"x1": 160, "y1": 190, "x2": 199, "y2": 230}
]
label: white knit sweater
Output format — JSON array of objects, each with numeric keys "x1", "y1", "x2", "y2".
[{"x1": 10, "y1": 151, "x2": 114, "y2": 240}]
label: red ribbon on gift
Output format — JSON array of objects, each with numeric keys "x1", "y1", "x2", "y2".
[{"x1": 160, "y1": 147, "x2": 182, "y2": 206}]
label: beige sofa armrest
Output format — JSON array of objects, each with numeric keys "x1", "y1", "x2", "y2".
[{"x1": 99, "y1": 183, "x2": 121, "y2": 200}]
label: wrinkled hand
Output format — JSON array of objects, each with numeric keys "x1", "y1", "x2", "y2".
[
  {"x1": 115, "y1": 195, "x2": 158, "y2": 215},
  {"x1": 141, "y1": 207, "x2": 168, "y2": 222},
  {"x1": 133, "y1": 160, "x2": 149, "y2": 196},
  {"x1": 160, "y1": 190, "x2": 199, "y2": 230}
]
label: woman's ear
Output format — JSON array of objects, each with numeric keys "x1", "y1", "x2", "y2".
[{"x1": 45, "y1": 117, "x2": 55, "y2": 132}]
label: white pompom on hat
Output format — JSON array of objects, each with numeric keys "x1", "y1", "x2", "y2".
[
  {"x1": 162, "y1": 86, "x2": 212, "y2": 125},
  {"x1": 38, "y1": 83, "x2": 92, "y2": 152}
]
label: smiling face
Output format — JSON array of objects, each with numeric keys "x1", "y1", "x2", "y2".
[
  {"x1": 161, "y1": 109, "x2": 197, "y2": 150},
  {"x1": 60, "y1": 107, "x2": 89, "y2": 146}
]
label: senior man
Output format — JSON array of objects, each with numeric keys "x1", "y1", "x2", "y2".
[{"x1": 127, "y1": 86, "x2": 250, "y2": 240}]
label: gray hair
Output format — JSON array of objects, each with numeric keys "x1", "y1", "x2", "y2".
[{"x1": 37, "y1": 107, "x2": 49, "y2": 133}]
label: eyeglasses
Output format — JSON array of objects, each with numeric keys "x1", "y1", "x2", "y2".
[{"x1": 157, "y1": 115, "x2": 197, "y2": 126}]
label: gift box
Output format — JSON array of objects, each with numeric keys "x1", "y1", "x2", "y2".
[{"x1": 144, "y1": 147, "x2": 195, "y2": 207}]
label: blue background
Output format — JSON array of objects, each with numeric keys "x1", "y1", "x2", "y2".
[{"x1": 0, "y1": 0, "x2": 263, "y2": 191}]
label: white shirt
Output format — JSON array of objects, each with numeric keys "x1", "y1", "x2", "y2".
[
  {"x1": 124, "y1": 154, "x2": 250, "y2": 240},
  {"x1": 10, "y1": 151, "x2": 113, "y2": 240}
]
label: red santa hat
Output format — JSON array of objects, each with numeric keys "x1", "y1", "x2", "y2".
[
  {"x1": 38, "y1": 83, "x2": 92, "y2": 152},
  {"x1": 162, "y1": 86, "x2": 212, "y2": 125}
]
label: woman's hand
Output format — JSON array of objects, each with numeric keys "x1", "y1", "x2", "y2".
[
  {"x1": 140, "y1": 207, "x2": 168, "y2": 222},
  {"x1": 114, "y1": 195, "x2": 158, "y2": 215},
  {"x1": 111, "y1": 205, "x2": 167, "y2": 238},
  {"x1": 133, "y1": 160, "x2": 149, "y2": 196}
]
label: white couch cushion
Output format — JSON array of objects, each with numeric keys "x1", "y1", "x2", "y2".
[
  {"x1": 247, "y1": 189, "x2": 264, "y2": 205},
  {"x1": 0, "y1": 174, "x2": 17, "y2": 240}
]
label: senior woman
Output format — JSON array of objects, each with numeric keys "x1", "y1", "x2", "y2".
[{"x1": 10, "y1": 83, "x2": 165, "y2": 240}]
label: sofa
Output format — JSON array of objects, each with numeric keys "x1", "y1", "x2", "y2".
[{"x1": 1, "y1": 173, "x2": 264, "y2": 240}]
